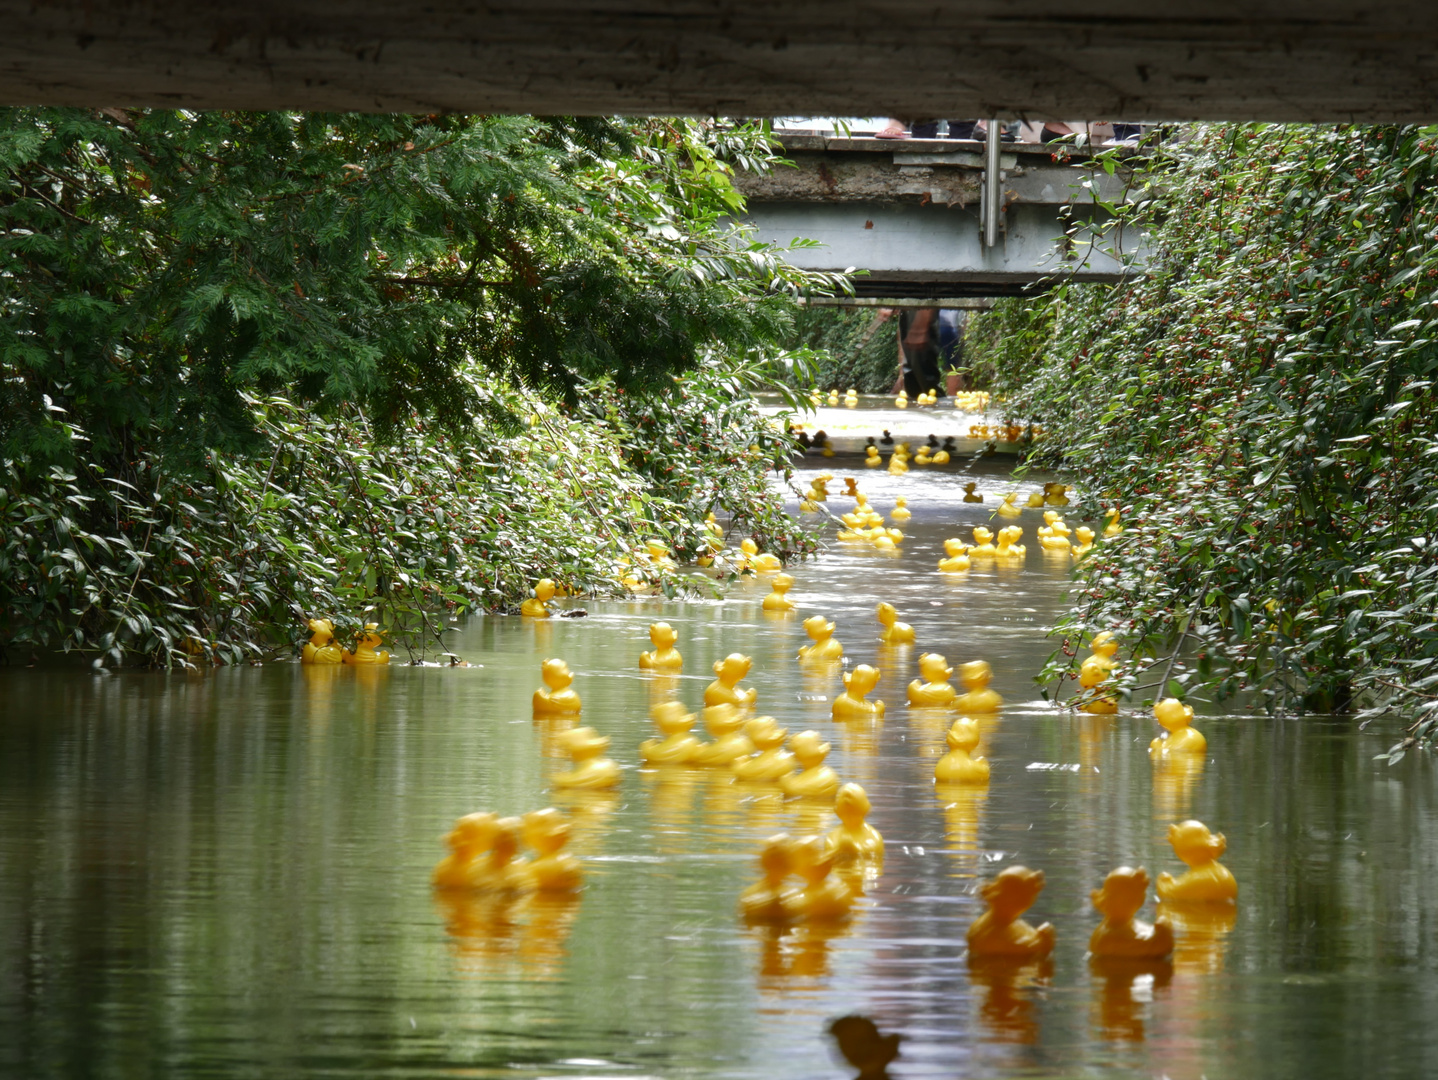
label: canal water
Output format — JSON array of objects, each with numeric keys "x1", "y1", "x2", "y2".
[{"x1": 2, "y1": 422, "x2": 1436, "y2": 1079}]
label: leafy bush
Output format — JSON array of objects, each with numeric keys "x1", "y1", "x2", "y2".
[{"x1": 976, "y1": 124, "x2": 1438, "y2": 755}]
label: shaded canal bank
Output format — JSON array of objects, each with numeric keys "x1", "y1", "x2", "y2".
[{"x1": 2, "y1": 461, "x2": 1434, "y2": 1079}]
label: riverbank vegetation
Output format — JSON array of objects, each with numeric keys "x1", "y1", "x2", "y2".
[
  {"x1": 1, "y1": 110, "x2": 832, "y2": 667},
  {"x1": 975, "y1": 123, "x2": 1438, "y2": 754}
]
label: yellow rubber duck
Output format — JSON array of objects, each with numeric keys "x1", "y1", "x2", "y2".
[
  {"x1": 1104, "y1": 508, "x2": 1123, "y2": 537},
  {"x1": 532, "y1": 657, "x2": 582, "y2": 714},
  {"x1": 460, "y1": 816, "x2": 535, "y2": 894},
  {"x1": 1026, "y1": 491, "x2": 1046, "y2": 508},
  {"x1": 342, "y1": 623, "x2": 390, "y2": 665},
  {"x1": 1045, "y1": 483, "x2": 1070, "y2": 506},
  {"x1": 938, "y1": 538, "x2": 971, "y2": 573},
  {"x1": 1078, "y1": 631, "x2": 1119, "y2": 714},
  {"x1": 895, "y1": 391, "x2": 909, "y2": 409},
  {"x1": 432, "y1": 811, "x2": 500, "y2": 890},
  {"x1": 876, "y1": 602, "x2": 915, "y2": 644},
  {"x1": 780, "y1": 729, "x2": 840, "y2": 798},
  {"x1": 1071, "y1": 526, "x2": 1095, "y2": 559},
  {"x1": 931, "y1": 448, "x2": 950, "y2": 464},
  {"x1": 785, "y1": 835, "x2": 856, "y2": 921},
  {"x1": 705, "y1": 653, "x2": 758, "y2": 709},
  {"x1": 692, "y1": 703, "x2": 755, "y2": 766},
  {"x1": 825, "y1": 783, "x2": 884, "y2": 861},
  {"x1": 739, "y1": 834, "x2": 798, "y2": 924},
  {"x1": 762, "y1": 572, "x2": 797, "y2": 611},
  {"x1": 638, "y1": 622, "x2": 683, "y2": 670},
  {"x1": 995, "y1": 493, "x2": 1023, "y2": 518},
  {"x1": 640, "y1": 700, "x2": 703, "y2": 764},
  {"x1": 552, "y1": 726, "x2": 621, "y2": 789},
  {"x1": 832, "y1": 664, "x2": 885, "y2": 720},
  {"x1": 864, "y1": 446, "x2": 882, "y2": 467},
  {"x1": 969, "y1": 526, "x2": 997, "y2": 557},
  {"x1": 842, "y1": 477, "x2": 860, "y2": 497},
  {"x1": 953, "y1": 659, "x2": 1002, "y2": 713},
  {"x1": 888, "y1": 452, "x2": 909, "y2": 475},
  {"x1": 827, "y1": 389, "x2": 840, "y2": 406},
  {"x1": 889, "y1": 499, "x2": 912, "y2": 524},
  {"x1": 301, "y1": 618, "x2": 343, "y2": 664},
  {"x1": 520, "y1": 578, "x2": 556, "y2": 618},
  {"x1": 732, "y1": 717, "x2": 797, "y2": 782},
  {"x1": 1149, "y1": 698, "x2": 1206, "y2": 756},
  {"x1": 798, "y1": 615, "x2": 844, "y2": 662},
  {"x1": 963, "y1": 482, "x2": 983, "y2": 503},
  {"x1": 1089, "y1": 866, "x2": 1173, "y2": 958},
  {"x1": 844, "y1": 389, "x2": 859, "y2": 407},
  {"x1": 522, "y1": 808, "x2": 584, "y2": 893},
  {"x1": 1040, "y1": 517, "x2": 1072, "y2": 550},
  {"x1": 935, "y1": 717, "x2": 990, "y2": 784},
  {"x1": 966, "y1": 866, "x2": 1056, "y2": 959},
  {"x1": 645, "y1": 539, "x2": 677, "y2": 569},
  {"x1": 740, "y1": 537, "x2": 782, "y2": 573},
  {"x1": 1156, "y1": 820, "x2": 1237, "y2": 903},
  {"x1": 914, "y1": 447, "x2": 933, "y2": 465},
  {"x1": 871, "y1": 532, "x2": 897, "y2": 552},
  {"x1": 907, "y1": 652, "x2": 957, "y2": 706},
  {"x1": 995, "y1": 525, "x2": 1026, "y2": 558}
]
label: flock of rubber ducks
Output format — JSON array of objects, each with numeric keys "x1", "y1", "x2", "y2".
[
  {"x1": 807, "y1": 389, "x2": 994, "y2": 411},
  {"x1": 300, "y1": 618, "x2": 391, "y2": 664}
]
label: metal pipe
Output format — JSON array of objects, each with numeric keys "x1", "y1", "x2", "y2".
[{"x1": 983, "y1": 117, "x2": 1001, "y2": 248}]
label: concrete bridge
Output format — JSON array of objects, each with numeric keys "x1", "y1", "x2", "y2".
[{"x1": 734, "y1": 133, "x2": 1148, "y2": 299}]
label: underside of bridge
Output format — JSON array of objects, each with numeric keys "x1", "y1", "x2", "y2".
[{"x1": 2, "y1": 2, "x2": 1437, "y2": 121}]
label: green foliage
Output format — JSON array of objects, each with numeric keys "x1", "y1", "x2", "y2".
[
  {"x1": 1, "y1": 369, "x2": 810, "y2": 667},
  {"x1": 0, "y1": 109, "x2": 836, "y2": 666},
  {"x1": 977, "y1": 123, "x2": 1438, "y2": 755},
  {"x1": 778, "y1": 305, "x2": 898, "y2": 392}
]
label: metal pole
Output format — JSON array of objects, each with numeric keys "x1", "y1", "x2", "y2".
[{"x1": 983, "y1": 117, "x2": 1001, "y2": 248}]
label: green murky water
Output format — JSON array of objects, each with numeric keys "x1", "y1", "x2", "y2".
[{"x1": 3, "y1": 430, "x2": 1436, "y2": 1079}]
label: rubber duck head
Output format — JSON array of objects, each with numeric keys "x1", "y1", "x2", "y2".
[
  {"x1": 972, "y1": 526, "x2": 994, "y2": 546},
  {"x1": 649, "y1": 622, "x2": 678, "y2": 649},
  {"x1": 702, "y1": 703, "x2": 745, "y2": 736},
  {"x1": 1074, "y1": 526, "x2": 1095, "y2": 546},
  {"x1": 919, "y1": 652, "x2": 953, "y2": 683},
  {"x1": 354, "y1": 623, "x2": 384, "y2": 649},
  {"x1": 788, "y1": 729, "x2": 831, "y2": 767},
  {"x1": 958, "y1": 659, "x2": 992, "y2": 689},
  {"x1": 650, "y1": 700, "x2": 695, "y2": 735},
  {"x1": 556, "y1": 725, "x2": 610, "y2": 761},
  {"x1": 522, "y1": 807, "x2": 572, "y2": 856},
  {"x1": 866, "y1": 447, "x2": 880, "y2": 460},
  {"x1": 834, "y1": 782, "x2": 872, "y2": 827},
  {"x1": 769, "y1": 572, "x2": 794, "y2": 595},
  {"x1": 876, "y1": 602, "x2": 899, "y2": 628},
  {"x1": 980, "y1": 865, "x2": 1046, "y2": 921},
  {"x1": 944, "y1": 538, "x2": 969, "y2": 556},
  {"x1": 946, "y1": 717, "x2": 981, "y2": 753},
  {"x1": 713, "y1": 652, "x2": 753, "y2": 682},
  {"x1": 802, "y1": 615, "x2": 834, "y2": 641},
  {"x1": 757, "y1": 833, "x2": 796, "y2": 883},
  {"x1": 844, "y1": 664, "x2": 881, "y2": 696},
  {"x1": 307, "y1": 617, "x2": 336, "y2": 643},
  {"x1": 791, "y1": 834, "x2": 838, "y2": 886},
  {"x1": 1154, "y1": 697, "x2": 1194, "y2": 732},
  {"x1": 745, "y1": 715, "x2": 788, "y2": 749},
  {"x1": 489, "y1": 817, "x2": 524, "y2": 864},
  {"x1": 1091, "y1": 866, "x2": 1150, "y2": 921},
  {"x1": 444, "y1": 811, "x2": 500, "y2": 856},
  {"x1": 740, "y1": 538, "x2": 759, "y2": 557},
  {"x1": 540, "y1": 657, "x2": 574, "y2": 690},
  {"x1": 1167, "y1": 820, "x2": 1227, "y2": 865},
  {"x1": 533, "y1": 578, "x2": 557, "y2": 602}
]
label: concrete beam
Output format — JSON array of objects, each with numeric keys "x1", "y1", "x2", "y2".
[
  {"x1": 1, "y1": 3, "x2": 1437, "y2": 121},
  {"x1": 740, "y1": 201, "x2": 1145, "y2": 290}
]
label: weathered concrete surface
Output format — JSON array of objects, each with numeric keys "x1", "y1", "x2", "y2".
[
  {"x1": 736, "y1": 138, "x2": 1132, "y2": 207},
  {"x1": 1, "y1": 3, "x2": 1437, "y2": 121}
]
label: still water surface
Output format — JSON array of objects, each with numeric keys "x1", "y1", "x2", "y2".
[{"x1": 2, "y1": 450, "x2": 1436, "y2": 1079}]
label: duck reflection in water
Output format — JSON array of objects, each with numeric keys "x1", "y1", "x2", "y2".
[
  {"x1": 1157, "y1": 901, "x2": 1237, "y2": 975},
  {"x1": 935, "y1": 783, "x2": 988, "y2": 880},
  {"x1": 1152, "y1": 751, "x2": 1206, "y2": 823},
  {"x1": 550, "y1": 787, "x2": 621, "y2": 854},
  {"x1": 435, "y1": 891, "x2": 580, "y2": 978},
  {"x1": 967, "y1": 955, "x2": 1054, "y2": 1044},
  {"x1": 1088, "y1": 955, "x2": 1172, "y2": 1042}
]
